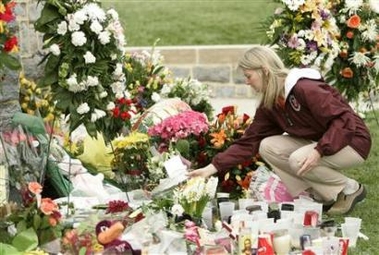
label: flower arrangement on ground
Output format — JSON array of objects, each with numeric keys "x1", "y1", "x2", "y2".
[
  {"x1": 146, "y1": 148, "x2": 180, "y2": 185},
  {"x1": 34, "y1": 0, "x2": 127, "y2": 142},
  {"x1": 4, "y1": 182, "x2": 62, "y2": 246},
  {"x1": 147, "y1": 110, "x2": 209, "y2": 166},
  {"x1": 325, "y1": 0, "x2": 379, "y2": 102},
  {"x1": 109, "y1": 92, "x2": 139, "y2": 132},
  {"x1": 204, "y1": 106, "x2": 265, "y2": 199},
  {"x1": 264, "y1": 0, "x2": 340, "y2": 71},
  {"x1": 159, "y1": 77, "x2": 214, "y2": 121},
  {"x1": 173, "y1": 176, "x2": 218, "y2": 220},
  {"x1": 124, "y1": 46, "x2": 173, "y2": 113},
  {"x1": 0, "y1": 0, "x2": 21, "y2": 85},
  {"x1": 111, "y1": 131, "x2": 152, "y2": 191}
]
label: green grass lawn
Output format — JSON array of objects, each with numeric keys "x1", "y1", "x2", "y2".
[
  {"x1": 101, "y1": 0, "x2": 279, "y2": 46},
  {"x1": 334, "y1": 110, "x2": 379, "y2": 254}
]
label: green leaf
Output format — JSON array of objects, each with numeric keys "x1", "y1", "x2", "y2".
[
  {"x1": 33, "y1": 214, "x2": 41, "y2": 230},
  {"x1": 34, "y1": 4, "x2": 61, "y2": 32},
  {"x1": 0, "y1": 243, "x2": 22, "y2": 255},
  {"x1": 11, "y1": 228, "x2": 38, "y2": 252},
  {"x1": 0, "y1": 53, "x2": 21, "y2": 70},
  {"x1": 44, "y1": 54, "x2": 61, "y2": 74},
  {"x1": 39, "y1": 71, "x2": 58, "y2": 87}
]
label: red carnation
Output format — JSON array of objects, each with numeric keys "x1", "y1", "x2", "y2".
[
  {"x1": 4, "y1": 36, "x2": 18, "y2": 52},
  {"x1": 120, "y1": 111, "x2": 131, "y2": 120}
]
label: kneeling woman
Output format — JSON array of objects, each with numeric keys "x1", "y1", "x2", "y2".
[{"x1": 188, "y1": 45, "x2": 371, "y2": 215}]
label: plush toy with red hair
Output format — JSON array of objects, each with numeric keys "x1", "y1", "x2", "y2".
[{"x1": 95, "y1": 220, "x2": 135, "y2": 254}]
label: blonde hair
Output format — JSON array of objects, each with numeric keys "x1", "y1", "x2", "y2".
[{"x1": 238, "y1": 45, "x2": 289, "y2": 109}]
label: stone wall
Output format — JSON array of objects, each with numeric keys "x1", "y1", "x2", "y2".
[
  {"x1": 0, "y1": 0, "x2": 42, "y2": 131},
  {"x1": 126, "y1": 45, "x2": 255, "y2": 98}
]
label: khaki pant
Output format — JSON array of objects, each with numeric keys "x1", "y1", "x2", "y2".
[{"x1": 259, "y1": 135, "x2": 365, "y2": 201}]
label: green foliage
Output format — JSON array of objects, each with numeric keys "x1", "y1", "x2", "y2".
[{"x1": 323, "y1": 111, "x2": 379, "y2": 253}]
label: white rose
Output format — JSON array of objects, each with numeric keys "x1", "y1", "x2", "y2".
[
  {"x1": 90, "y1": 20, "x2": 103, "y2": 34},
  {"x1": 57, "y1": 21, "x2": 67, "y2": 35},
  {"x1": 84, "y1": 51, "x2": 96, "y2": 64},
  {"x1": 49, "y1": 44, "x2": 61, "y2": 56},
  {"x1": 77, "y1": 103, "x2": 90, "y2": 115},
  {"x1": 98, "y1": 31, "x2": 111, "y2": 45},
  {"x1": 71, "y1": 31, "x2": 87, "y2": 46}
]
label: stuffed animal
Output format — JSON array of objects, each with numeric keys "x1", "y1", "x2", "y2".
[{"x1": 95, "y1": 220, "x2": 134, "y2": 254}]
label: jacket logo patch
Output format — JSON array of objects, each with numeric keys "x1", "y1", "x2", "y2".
[{"x1": 289, "y1": 95, "x2": 301, "y2": 111}]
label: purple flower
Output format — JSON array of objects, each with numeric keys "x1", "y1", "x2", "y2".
[
  {"x1": 306, "y1": 41, "x2": 318, "y2": 51},
  {"x1": 320, "y1": 9, "x2": 330, "y2": 20}
]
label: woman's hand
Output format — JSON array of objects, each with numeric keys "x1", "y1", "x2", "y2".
[
  {"x1": 297, "y1": 149, "x2": 321, "y2": 176},
  {"x1": 187, "y1": 164, "x2": 217, "y2": 178}
]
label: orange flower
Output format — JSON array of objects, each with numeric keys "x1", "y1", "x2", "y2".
[
  {"x1": 347, "y1": 14, "x2": 361, "y2": 28},
  {"x1": 346, "y1": 31, "x2": 354, "y2": 39},
  {"x1": 341, "y1": 67, "x2": 354, "y2": 78},
  {"x1": 237, "y1": 171, "x2": 253, "y2": 190},
  {"x1": 210, "y1": 129, "x2": 227, "y2": 148},
  {"x1": 40, "y1": 198, "x2": 59, "y2": 215},
  {"x1": 28, "y1": 182, "x2": 42, "y2": 195},
  {"x1": 217, "y1": 113, "x2": 226, "y2": 123}
]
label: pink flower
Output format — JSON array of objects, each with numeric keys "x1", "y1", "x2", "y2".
[
  {"x1": 40, "y1": 198, "x2": 59, "y2": 215},
  {"x1": 148, "y1": 110, "x2": 209, "y2": 141},
  {"x1": 28, "y1": 182, "x2": 43, "y2": 195}
]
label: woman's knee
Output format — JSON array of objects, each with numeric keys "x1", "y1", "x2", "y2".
[
  {"x1": 288, "y1": 153, "x2": 302, "y2": 172},
  {"x1": 259, "y1": 136, "x2": 277, "y2": 157}
]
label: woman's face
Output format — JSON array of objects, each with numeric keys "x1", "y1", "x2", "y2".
[{"x1": 243, "y1": 69, "x2": 264, "y2": 93}]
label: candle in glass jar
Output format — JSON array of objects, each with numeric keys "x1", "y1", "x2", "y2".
[{"x1": 273, "y1": 232, "x2": 291, "y2": 255}]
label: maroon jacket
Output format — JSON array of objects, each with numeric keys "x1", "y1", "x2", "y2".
[{"x1": 212, "y1": 78, "x2": 372, "y2": 175}]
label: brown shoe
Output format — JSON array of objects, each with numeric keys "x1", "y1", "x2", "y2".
[{"x1": 326, "y1": 184, "x2": 366, "y2": 215}]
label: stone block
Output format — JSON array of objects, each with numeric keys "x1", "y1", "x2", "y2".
[
  {"x1": 198, "y1": 47, "x2": 249, "y2": 64},
  {"x1": 160, "y1": 49, "x2": 196, "y2": 64},
  {"x1": 193, "y1": 66, "x2": 230, "y2": 83},
  {"x1": 168, "y1": 66, "x2": 191, "y2": 79}
]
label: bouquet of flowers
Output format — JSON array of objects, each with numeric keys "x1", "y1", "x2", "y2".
[
  {"x1": 34, "y1": 0, "x2": 126, "y2": 142},
  {"x1": 109, "y1": 92, "x2": 139, "y2": 132},
  {"x1": 159, "y1": 77, "x2": 214, "y2": 121},
  {"x1": 204, "y1": 106, "x2": 265, "y2": 199},
  {"x1": 147, "y1": 110, "x2": 209, "y2": 166},
  {"x1": 111, "y1": 131, "x2": 152, "y2": 191},
  {"x1": 146, "y1": 148, "x2": 180, "y2": 185},
  {"x1": 19, "y1": 73, "x2": 57, "y2": 123},
  {"x1": 325, "y1": 0, "x2": 379, "y2": 102},
  {"x1": 124, "y1": 46, "x2": 173, "y2": 113},
  {"x1": 5, "y1": 182, "x2": 62, "y2": 246},
  {"x1": 264, "y1": 0, "x2": 340, "y2": 70},
  {"x1": 0, "y1": 0, "x2": 21, "y2": 84},
  {"x1": 173, "y1": 176, "x2": 218, "y2": 220}
]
